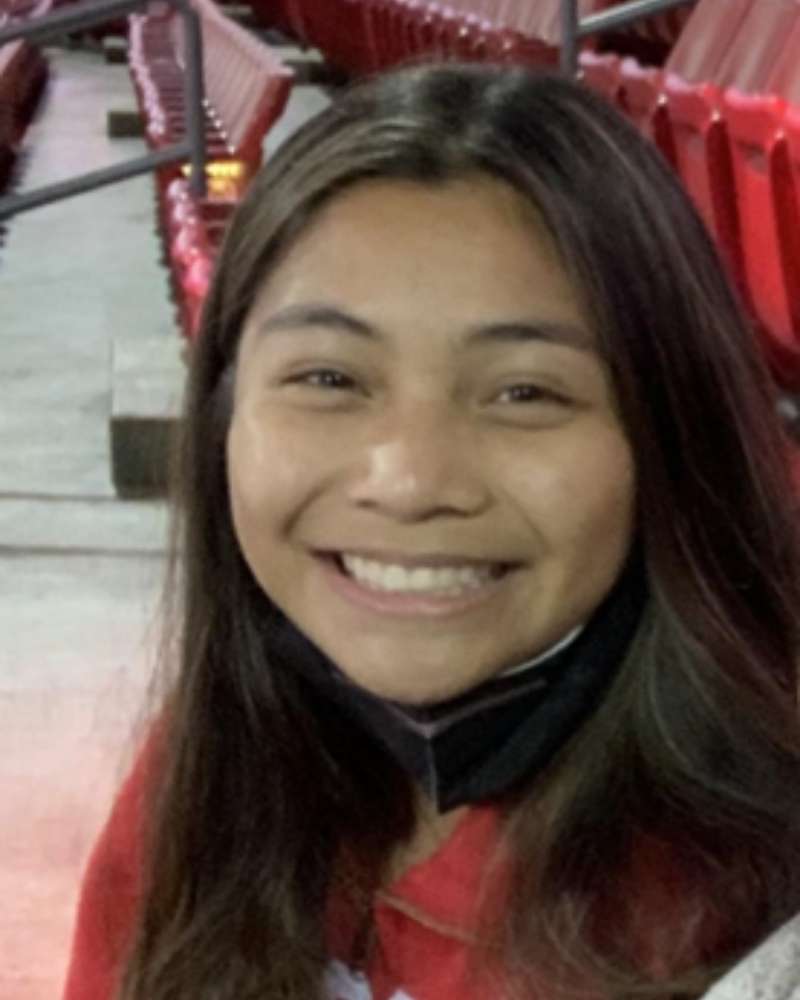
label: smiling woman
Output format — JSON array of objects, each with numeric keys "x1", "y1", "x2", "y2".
[
  {"x1": 63, "y1": 65, "x2": 800, "y2": 1000},
  {"x1": 227, "y1": 176, "x2": 634, "y2": 705}
]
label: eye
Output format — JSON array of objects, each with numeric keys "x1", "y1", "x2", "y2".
[
  {"x1": 288, "y1": 369, "x2": 357, "y2": 391},
  {"x1": 496, "y1": 383, "x2": 567, "y2": 405}
]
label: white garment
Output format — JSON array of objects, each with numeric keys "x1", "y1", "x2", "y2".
[
  {"x1": 702, "y1": 914, "x2": 800, "y2": 1000},
  {"x1": 323, "y1": 959, "x2": 415, "y2": 1000}
]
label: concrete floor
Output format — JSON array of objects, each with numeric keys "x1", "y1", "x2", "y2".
[{"x1": 0, "y1": 43, "x2": 329, "y2": 1000}]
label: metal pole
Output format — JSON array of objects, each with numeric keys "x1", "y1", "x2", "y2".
[
  {"x1": 0, "y1": 144, "x2": 191, "y2": 221},
  {"x1": 0, "y1": 0, "x2": 141, "y2": 45},
  {"x1": 560, "y1": 0, "x2": 579, "y2": 77},
  {"x1": 179, "y1": 1, "x2": 207, "y2": 200},
  {"x1": 578, "y1": 0, "x2": 695, "y2": 38}
]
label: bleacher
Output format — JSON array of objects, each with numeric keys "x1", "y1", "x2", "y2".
[
  {"x1": 5, "y1": 0, "x2": 789, "y2": 391},
  {"x1": 127, "y1": 0, "x2": 293, "y2": 337},
  {"x1": 138, "y1": 0, "x2": 691, "y2": 340},
  {"x1": 576, "y1": 0, "x2": 800, "y2": 388},
  {"x1": 0, "y1": 0, "x2": 48, "y2": 193}
]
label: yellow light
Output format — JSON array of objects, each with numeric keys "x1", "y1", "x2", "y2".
[
  {"x1": 207, "y1": 175, "x2": 240, "y2": 199},
  {"x1": 181, "y1": 160, "x2": 246, "y2": 180}
]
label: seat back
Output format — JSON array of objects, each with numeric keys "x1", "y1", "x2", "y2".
[
  {"x1": 723, "y1": 88, "x2": 800, "y2": 371},
  {"x1": 663, "y1": 74, "x2": 746, "y2": 294},
  {"x1": 619, "y1": 58, "x2": 675, "y2": 166},
  {"x1": 764, "y1": 17, "x2": 800, "y2": 103},
  {"x1": 578, "y1": 50, "x2": 622, "y2": 104},
  {"x1": 169, "y1": 0, "x2": 294, "y2": 187},
  {"x1": 667, "y1": 0, "x2": 752, "y2": 84},
  {"x1": 784, "y1": 105, "x2": 800, "y2": 273},
  {"x1": 714, "y1": 0, "x2": 800, "y2": 92}
]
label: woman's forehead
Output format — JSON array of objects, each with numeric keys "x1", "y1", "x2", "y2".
[{"x1": 243, "y1": 176, "x2": 592, "y2": 346}]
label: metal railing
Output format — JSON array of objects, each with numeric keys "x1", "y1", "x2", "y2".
[
  {"x1": 0, "y1": 0, "x2": 206, "y2": 221},
  {"x1": 560, "y1": 0, "x2": 697, "y2": 76}
]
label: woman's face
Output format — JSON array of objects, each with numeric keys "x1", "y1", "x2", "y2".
[{"x1": 227, "y1": 177, "x2": 635, "y2": 705}]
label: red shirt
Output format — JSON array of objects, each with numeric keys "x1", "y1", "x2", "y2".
[{"x1": 61, "y1": 739, "x2": 504, "y2": 1000}]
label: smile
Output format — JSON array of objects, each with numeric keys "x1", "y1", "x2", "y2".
[{"x1": 339, "y1": 553, "x2": 504, "y2": 595}]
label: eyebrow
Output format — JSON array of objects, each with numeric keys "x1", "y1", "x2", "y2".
[{"x1": 256, "y1": 303, "x2": 594, "y2": 352}]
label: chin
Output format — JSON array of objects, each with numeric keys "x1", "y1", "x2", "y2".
[{"x1": 334, "y1": 661, "x2": 489, "y2": 707}]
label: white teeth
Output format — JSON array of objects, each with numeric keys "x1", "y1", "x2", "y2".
[{"x1": 340, "y1": 554, "x2": 497, "y2": 594}]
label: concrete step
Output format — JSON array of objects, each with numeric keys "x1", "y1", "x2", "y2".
[{"x1": 110, "y1": 335, "x2": 185, "y2": 499}]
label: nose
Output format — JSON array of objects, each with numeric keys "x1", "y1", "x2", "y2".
[{"x1": 347, "y1": 400, "x2": 492, "y2": 522}]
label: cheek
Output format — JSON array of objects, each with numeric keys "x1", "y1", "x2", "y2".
[
  {"x1": 504, "y1": 424, "x2": 635, "y2": 555},
  {"x1": 226, "y1": 410, "x2": 297, "y2": 548},
  {"x1": 226, "y1": 405, "x2": 344, "y2": 549},
  {"x1": 228, "y1": 413, "x2": 273, "y2": 524}
]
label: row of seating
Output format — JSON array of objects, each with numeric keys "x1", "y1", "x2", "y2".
[
  {"x1": 162, "y1": 0, "x2": 800, "y2": 381},
  {"x1": 129, "y1": 0, "x2": 292, "y2": 198},
  {"x1": 127, "y1": 0, "x2": 293, "y2": 337},
  {"x1": 163, "y1": 176, "x2": 232, "y2": 339},
  {"x1": 251, "y1": 0, "x2": 692, "y2": 77},
  {"x1": 580, "y1": 0, "x2": 800, "y2": 387},
  {"x1": 0, "y1": 37, "x2": 47, "y2": 193}
]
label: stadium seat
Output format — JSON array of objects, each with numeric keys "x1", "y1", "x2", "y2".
[
  {"x1": 578, "y1": 50, "x2": 623, "y2": 105},
  {"x1": 662, "y1": 74, "x2": 747, "y2": 299},
  {"x1": 666, "y1": 0, "x2": 753, "y2": 84},
  {"x1": 713, "y1": 0, "x2": 800, "y2": 93},
  {"x1": 619, "y1": 57, "x2": 675, "y2": 168},
  {"x1": 786, "y1": 102, "x2": 800, "y2": 199},
  {"x1": 763, "y1": 18, "x2": 800, "y2": 104},
  {"x1": 129, "y1": 1, "x2": 293, "y2": 199},
  {"x1": 0, "y1": 37, "x2": 47, "y2": 192},
  {"x1": 324, "y1": 0, "x2": 373, "y2": 74},
  {"x1": 722, "y1": 88, "x2": 800, "y2": 382}
]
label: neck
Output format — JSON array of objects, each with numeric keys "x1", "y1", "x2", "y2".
[{"x1": 385, "y1": 793, "x2": 469, "y2": 885}]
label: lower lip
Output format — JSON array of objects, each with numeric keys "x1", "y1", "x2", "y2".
[{"x1": 317, "y1": 555, "x2": 511, "y2": 619}]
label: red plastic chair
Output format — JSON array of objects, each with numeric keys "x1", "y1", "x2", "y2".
[
  {"x1": 619, "y1": 57, "x2": 675, "y2": 168},
  {"x1": 283, "y1": 0, "x2": 310, "y2": 44},
  {"x1": 578, "y1": 50, "x2": 623, "y2": 106},
  {"x1": 764, "y1": 18, "x2": 800, "y2": 104},
  {"x1": 327, "y1": 0, "x2": 374, "y2": 74},
  {"x1": 786, "y1": 103, "x2": 800, "y2": 204},
  {"x1": 416, "y1": 2, "x2": 467, "y2": 61},
  {"x1": 666, "y1": 0, "x2": 753, "y2": 84},
  {"x1": 663, "y1": 74, "x2": 747, "y2": 298},
  {"x1": 713, "y1": 0, "x2": 800, "y2": 93},
  {"x1": 361, "y1": 0, "x2": 390, "y2": 68},
  {"x1": 722, "y1": 88, "x2": 800, "y2": 383}
]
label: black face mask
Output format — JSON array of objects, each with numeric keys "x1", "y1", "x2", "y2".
[{"x1": 270, "y1": 556, "x2": 647, "y2": 812}]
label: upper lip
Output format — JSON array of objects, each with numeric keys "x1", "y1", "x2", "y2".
[{"x1": 317, "y1": 549, "x2": 519, "y2": 569}]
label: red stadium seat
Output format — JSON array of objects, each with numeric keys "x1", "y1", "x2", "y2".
[
  {"x1": 722, "y1": 88, "x2": 800, "y2": 382},
  {"x1": 421, "y1": 3, "x2": 475, "y2": 62},
  {"x1": 662, "y1": 74, "x2": 747, "y2": 299},
  {"x1": 619, "y1": 58, "x2": 675, "y2": 168},
  {"x1": 282, "y1": 0, "x2": 311, "y2": 44},
  {"x1": 764, "y1": 18, "x2": 800, "y2": 104},
  {"x1": 129, "y1": 2, "x2": 293, "y2": 198},
  {"x1": 666, "y1": 0, "x2": 753, "y2": 84},
  {"x1": 373, "y1": 0, "x2": 431, "y2": 66},
  {"x1": 324, "y1": 0, "x2": 373, "y2": 74},
  {"x1": 713, "y1": 0, "x2": 800, "y2": 93},
  {"x1": 578, "y1": 50, "x2": 623, "y2": 105},
  {"x1": 786, "y1": 103, "x2": 800, "y2": 199}
]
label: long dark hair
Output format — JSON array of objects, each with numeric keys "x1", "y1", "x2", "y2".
[{"x1": 120, "y1": 65, "x2": 800, "y2": 1000}]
